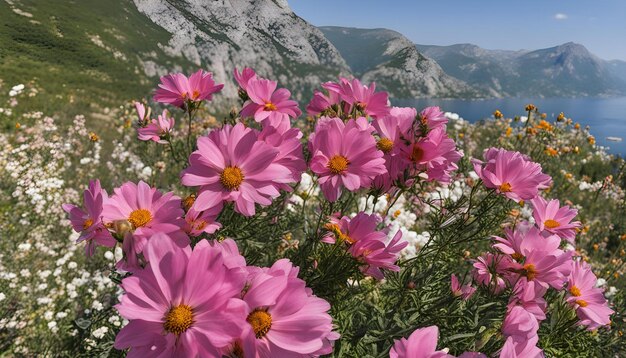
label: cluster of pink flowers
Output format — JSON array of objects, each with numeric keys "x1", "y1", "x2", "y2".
[
  {"x1": 113, "y1": 236, "x2": 337, "y2": 356},
  {"x1": 64, "y1": 180, "x2": 337, "y2": 357},
  {"x1": 323, "y1": 212, "x2": 407, "y2": 279},
  {"x1": 307, "y1": 78, "x2": 462, "y2": 200},
  {"x1": 61, "y1": 66, "x2": 615, "y2": 357},
  {"x1": 462, "y1": 162, "x2": 613, "y2": 355}
]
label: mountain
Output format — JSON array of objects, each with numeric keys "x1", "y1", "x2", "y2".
[
  {"x1": 607, "y1": 60, "x2": 626, "y2": 83},
  {"x1": 417, "y1": 42, "x2": 626, "y2": 97},
  {"x1": 0, "y1": 0, "x2": 349, "y2": 119},
  {"x1": 320, "y1": 27, "x2": 485, "y2": 99}
]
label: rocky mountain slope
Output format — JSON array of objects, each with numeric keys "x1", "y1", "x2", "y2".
[
  {"x1": 320, "y1": 26, "x2": 485, "y2": 99},
  {"x1": 417, "y1": 42, "x2": 626, "y2": 97}
]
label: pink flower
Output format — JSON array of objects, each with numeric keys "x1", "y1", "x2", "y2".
[
  {"x1": 327, "y1": 78, "x2": 390, "y2": 118},
  {"x1": 62, "y1": 180, "x2": 116, "y2": 257},
  {"x1": 241, "y1": 78, "x2": 301, "y2": 130},
  {"x1": 371, "y1": 107, "x2": 415, "y2": 190},
  {"x1": 227, "y1": 259, "x2": 338, "y2": 357},
  {"x1": 306, "y1": 86, "x2": 342, "y2": 117},
  {"x1": 183, "y1": 202, "x2": 222, "y2": 237},
  {"x1": 323, "y1": 212, "x2": 407, "y2": 279},
  {"x1": 492, "y1": 222, "x2": 561, "y2": 263},
  {"x1": 180, "y1": 123, "x2": 293, "y2": 216},
  {"x1": 500, "y1": 335, "x2": 543, "y2": 358},
  {"x1": 258, "y1": 124, "x2": 306, "y2": 185},
  {"x1": 500, "y1": 306, "x2": 542, "y2": 358},
  {"x1": 472, "y1": 148, "x2": 552, "y2": 202},
  {"x1": 507, "y1": 280, "x2": 548, "y2": 321},
  {"x1": 418, "y1": 106, "x2": 448, "y2": 131},
  {"x1": 531, "y1": 196, "x2": 581, "y2": 244},
  {"x1": 450, "y1": 274, "x2": 476, "y2": 300},
  {"x1": 137, "y1": 109, "x2": 175, "y2": 143},
  {"x1": 102, "y1": 181, "x2": 188, "y2": 258},
  {"x1": 565, "y1": 260, "x2": 613, "y2": 330},
  {"x1": 134, "y1": 102, "x2": 148, "y2": 124},
  {"x1": 389, "y1": 326, "x2": 452, "y2": 358},
  {"x1": 512, "y1": 247, "x2": 572, "y2": 290},
  {"x1": 400, "y1": 126, "x2": 462, "y2": 184},
  {"x1": 234, "y1": 67, "x2": 257, "y2": 93},
  {"x1": 154, "y1": 69, "x2": 223, "y2": 108},
  {"x1": 114, "y1": 236, "x2": 246, "y2": 356},
  {"x1": 309, "y1": 117, "x2": 386, "y2": 201},
  {"x1": 472, "y1": 253, "x2": 513, "y2": 294}
]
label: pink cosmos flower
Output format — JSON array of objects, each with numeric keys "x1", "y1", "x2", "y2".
[
  {"x1": 389, "y1": 326, "x2": 452, "y2": 358},
  {"x1": 234, "y1": 67, "x2": 257, "y2": 93},
  {"x1": 326, "y1": 78, "x2": 390, "y2": 118},
  {"x1": 500, "y1": 335, "x2": 543, "y2": 358},
  {"x1": 183, "y1": 202, "x2": 222, "y2": 237},
  {"x1": 399, "y1": 126, "x2": 462, "y2": 184},
  {"x1": 507, "y1": 280, "x2": 548, "y2": 321},
  {"x1": 450, "y1": 274, "x2": 476, "y2": 300},
  {"x1": 500, "y1": 306, "x2": 542, "y2": 358},
  {"x1": 309, "y1": 117, "x2": 386, "y2": 201},
  {"x1": 241, "y1": 78, "x2": 302, "y2": 130},
  {"x1": 180, "y1": 123, "x2": 293, "y2": 216},
  {"x1": 472, "y1": 148, "x2": 552, "y2": 202},
  {"x1": 114, "y1": 235, "x2": 246, "y2": 357},
  {"x1": 418, "y1": 106, "x2": 448, "y2": 131},
  {"x1": 565, "y1": 260, "x2": 614, "y2": 330},
  {"x1": 134, "y1": 102, "x2": 148, "y2": 124},
  {"x1": 472, "y1": 253, "x2": 514, "y2": 294},
  {"x1": 323, "y1": 212, "x2": 407, "y2": 279},
  {"x1": 227, "y1": 259, "x2": 338, "y2": 357},
  {"x1": 371, "y1": 107, "x2": 415, "y2": 191},
  {"x1": 258, "y1": 124, "x2": 306, "y2": 186},
  {"x1": 531, "y1": 196, "x2": 581, "y2": 244},
  {"x1": 137, "y1": 109, "x2": 175, "y2": 143},
  {"x1": 154, "y1": 69, "x2": 224, "y2": 108},
  {"x1": 102, "y1": 181, "x2": 188, "y2": 259},
  {"x1": 492, "y1": 222, "x2": 561, "y2": 263},
  {"x1": 511, "y1": 247, "x2": 572, "y2": 290},
  {"x1": 62, "y1": 180, "x2": 116, "y2": 257},
  {"x1": 306, "y1": 86, "x2": 343, "y2": 117}
]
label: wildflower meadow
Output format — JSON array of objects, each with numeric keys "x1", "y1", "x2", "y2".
[{"x1": 0, "y1": 68, "x2": 624, "y2": 357}]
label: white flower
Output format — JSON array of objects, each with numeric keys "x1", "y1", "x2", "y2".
[
  {"x1": 92, "y1": 326, "x2": 109, "y2": 339},
  {"x1": 0, "y1": 293, "x2": 5, "y2": 301}
]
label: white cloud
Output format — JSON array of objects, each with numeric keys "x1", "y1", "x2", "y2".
[{"x1": 554, "y1": 13, "x2": 568, "y2": 20}]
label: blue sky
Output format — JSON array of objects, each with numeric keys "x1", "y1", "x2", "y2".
[{"x1": 290, "y1": 0, "x2": 626, "y2": 61}]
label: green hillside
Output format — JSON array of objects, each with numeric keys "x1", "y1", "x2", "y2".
[{"x1": 0, "y1": 0, "x2": 196, "y2": 121}]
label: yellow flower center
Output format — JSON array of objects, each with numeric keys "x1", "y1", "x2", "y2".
[
  {"x1": 575, "y1": 299, "x2": 588, "y2": 307},
  {"x1": 511, "y1": 252, "x2": 524, "y2": 261},
  {"x1": 324, "y1": 223, "x2": 354, "y2": 244},
  {"x1": 182, "y1": 194, "x2": 196, "y2": 211},
  {"x1": 220, "y1": 166, "x2": 244, "y2": 191},
  {"x1": 128, "y1": 209, "x2": 152, "y2": 228},
  {"x1": 354, "y1": 101, "x2": 367, "y2": 111},
  {"x1": 410, "y1": 145, "x2": 424, "y2": 162},
  {"x1": 544, "y1": 219, "x2": 561, "y2": 229},
  {"x1": 247, "y1": 309, "x2": 272, "y2": 339},
  {"x1": 499, "y1": 182, "x2": 512, "y2": 193},
  {"x1": 327, "y1": 155, "x2": 349, "y2": 174},
  {"x1": 570, "y1": 285, "x2": 582, "y2": 297},
  {"x1": 163, "y1": 304, "x2": 194, "y2": 335},
  {"x1": 376, "y1": 138, "x2": 394, "y2": 153},
  {"x1": 191, "y1": 90, "x2": 201, "y2": 100},
  {"x1": 264, "y1": 102, "x2": 277, "y2": 111},
  {"x1": 83, "y1": 218, "x2": 94, "y2": 230},
  {"x1": 523, "y1": 263, "x2": 538, "y2": 281}
]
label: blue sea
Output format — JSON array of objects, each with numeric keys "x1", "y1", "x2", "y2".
[{"x1": 395, "y1": 97, "x2": 626, "y2": 155}]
